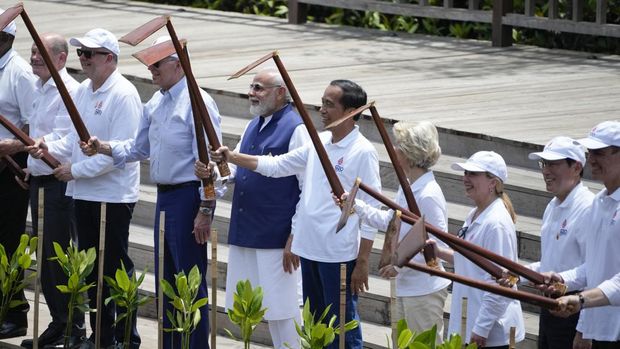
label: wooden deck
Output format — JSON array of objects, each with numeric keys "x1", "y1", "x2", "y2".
[{"x1": 3, "y1": 0, "x2": 619, "y2": 145}]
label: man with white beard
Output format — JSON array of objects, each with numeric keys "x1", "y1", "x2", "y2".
[{"x1": 222, "y1": 68, "x2": 308, "y2": 349}]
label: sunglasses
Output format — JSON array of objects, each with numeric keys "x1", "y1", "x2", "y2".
[
  {"x1": 537, "y1": 159, "x2": 564, "y2": 169},
  {"x1": 76, "y1": 48, "x2": 110, "y2": 59},
  {"x1": 249, "y1": 83, "x2": 281, "y2": 92},
  {"x1": 457, "y1": 226, "x2": 469, "y2": 239}
]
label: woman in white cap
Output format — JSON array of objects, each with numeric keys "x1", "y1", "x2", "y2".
[
  {"x1": 436, "y1": 151, "x2": 524, "y2": 348},
  {"x1": 342, "y1": 121, "x2": 451, "y2": 343}
]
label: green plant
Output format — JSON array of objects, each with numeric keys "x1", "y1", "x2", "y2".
[
  {"x1": 225, "y1": 279, "x2": 267, "y2": 349},
  {"x1": 104, "y1": 262, "x2": 152, "y2": 349},
  {"x1": 0, "y1": 234, "x2": 38, "y2": 324},
  {"x1": 391, "y1": 319, "x2": 477, "y2": 349},
  {"x1": 50, "y1": 241, "x2": 96, "y2": 349},
  {"x1": 292, "y1": 299, "x2": 358, "y2": 349},
  {"x1": 160, "y1": 265, "x2": 209, "y2": 349}
]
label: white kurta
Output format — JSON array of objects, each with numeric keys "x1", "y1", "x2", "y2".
[
  {"x1": 354, "y1": 171, "x2": 451, "y2": 296},
  {"x1": 447, "y1": 198, "x2": 525, "y2": 347},
  {"x1": 560, "y1": 187, "x2": 620, "y2": 341}
]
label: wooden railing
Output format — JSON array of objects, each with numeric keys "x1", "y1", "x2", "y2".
[{"x1": 288, "y1": 0, "x2": 620, "y2": 47}]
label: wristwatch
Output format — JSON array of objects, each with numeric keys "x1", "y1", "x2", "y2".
[
  {"x1": 198, "y1": 206, "x2": 213, "y2": 216},
  {"x1": 578, "y1": 293, "x2": 586, "y2": 309}
]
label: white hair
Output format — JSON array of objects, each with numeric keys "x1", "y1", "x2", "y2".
[{"x1": 393, "y1": 121, "x2": 441, "y2": 170}]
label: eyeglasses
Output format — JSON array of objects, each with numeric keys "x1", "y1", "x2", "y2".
[
  {"x1": 151, "y1": 58, "x2": 178, "y2": 69},
  {"x1": 537, "y1": 159, "x2": 564, "y2": 169},
  {"x1": 463, "y1": 170, "x2": 483, "y2": 177},
  {"x1": 76, "y1": 49, "x2": 110, "y2": 59},
  {"x1": 249, "y1": 83, "x2": 281, "y2": 92},
  {"x1": 457, "y1": 226, "x2": 469, "y2": 239}
]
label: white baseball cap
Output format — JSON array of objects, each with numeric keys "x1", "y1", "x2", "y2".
[
  {"x1": 0, "y1": 8, "x2": 16, "y2": 36},
  {"x1": 576, "y1": 121, "x2": 620, "y2": 150},
  {"x1": 528, "y1": 136, "x2": 586, "y2": 165},
  {"x1": 152, "y1": 36, "x2": 178, "y2": 60},
  {"x1": 451, "y1": 151, "x2": 508, "y2": 182},
  {"x1": 70, "y1": 28, "x2": 119, "y2": 56}
]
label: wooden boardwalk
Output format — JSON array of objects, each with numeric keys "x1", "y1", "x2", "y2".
[{"x1": 3, "y1": 0, "x2": 619, "y2": 145}]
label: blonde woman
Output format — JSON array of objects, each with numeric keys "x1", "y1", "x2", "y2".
[
  {"x1": 438, "y1": 151, "x2": 524, "y2": 348},
  {"x1": 349, "y1": 121, "x2": 451, "y2": 342}
]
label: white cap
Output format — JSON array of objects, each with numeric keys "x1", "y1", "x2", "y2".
[
  {"x1": 70, "y1": 28, "x2": 119, "y2": 56},
  {"x1": 0, "y1": 8, "x2": 16, "y2": 36},
  {"x1": 451, "y1": 151, "x2": 508, "y2": 182},
  {"x1": 528, "y1": 136, "x2": 586, "y2": 165},
  {"x1": 576, "y1": 121, "x2": 620, "y2": 150},
  {"x1": 152, "y1": 36, "x2": 178, "y2": 59}
]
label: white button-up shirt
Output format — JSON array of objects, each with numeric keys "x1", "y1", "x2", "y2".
[
  {"x1": 28, "y1": 68, "x2": 80, "y2": 176},
  {"x1": 109, "y1": 77, "x2": 224, "y2": 198},
  {"x1": 448, "y1": 198, "x2": 525, "y2": 346},
  {"x1": 256, "y1": 126, "x2": 381, "y2": 262},
  {"x1": 354, "y1": 171, "x2": 451, "y2": 296},
  {"x1": 0, "y1": 49, "x2": 36, "y2": 139},
  {"x1": 528, "y1": 182, "x2": 594, "y2": 273},
  {"x1": 561, "y1": 187, "x2": 620, "y2": 341},
  {"x1": 47, "y1": 70, "x2": 142, "y2": 203}
]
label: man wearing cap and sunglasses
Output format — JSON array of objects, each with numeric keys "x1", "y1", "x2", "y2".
[
  {"x1": 0, "y1": 8, "x2": 37, "y2": 340},
  {"x1": 28, "y1": 28, "x2": 142, "y2": 349},
  {"x1": 79, "y1": 36, "x2": 223, "y2": 349},
  {"x1": 526, "y1": 137, "x2": 594, "y2": 349},
  {"x1": 541, "y1": 121, "x2": 620, "y2": 349}
]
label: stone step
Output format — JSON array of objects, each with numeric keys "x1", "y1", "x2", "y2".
[
  {"x1": 131, "y1": 183, "x2": 544, "y2": 262},
  {"x1": 135, "y1": 112, "x2": 602, "y2": 220}
]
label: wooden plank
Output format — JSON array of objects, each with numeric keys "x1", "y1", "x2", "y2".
[{"x1": 504, "y1": 14, "x2": 620, "y2": 36}]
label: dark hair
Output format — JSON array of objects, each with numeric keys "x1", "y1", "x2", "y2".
[
  {"x1": 565, "y1": 158, "x2": 584, "y2": 177},
  {"x1": 329, "y1": 79, "x2": 367, "y2": 121}
]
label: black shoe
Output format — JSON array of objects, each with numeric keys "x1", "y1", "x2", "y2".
[
  {"x1": 20, "y1": 323, "x2": 64, "y2": 348},
  {"x1": 43, "y1": 335, "x2": 85, "y2": 349},
  {"x1": 0, "y1": 321, "x2": 27, "y2": 339}
]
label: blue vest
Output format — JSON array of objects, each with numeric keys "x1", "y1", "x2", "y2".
[{"x1": 229, "y1": 104, "x2": 303, "y2": 249}]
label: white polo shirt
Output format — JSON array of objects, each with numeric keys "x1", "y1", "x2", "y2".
[
  {"x1": 560, "y1": 187, "x2": 620, "y2": 341},
  {"x1": 448, "y1": 198, "x2": 525, "y2": 347},
  {"x1": 47, "y1": 70, "x2": 141, "y2": 203},
  {"x1": 354, "y1": 171, "x2": 451, "y2": 296},
  {"x1": 528, "y1": 182, "x2": 594, "y2": 273},
  {"x1": 256, "y1": 126, "x2": 381, "y2": 263},
  {"x1": 28, "y1": 68, "x2": 80, "y2": 176},
  {"x1": 599, "y1": 272, "x2": 620, "y2": 307},
  {"x1": 0, "y1": 49, "x2": 36, "y2": 139}
]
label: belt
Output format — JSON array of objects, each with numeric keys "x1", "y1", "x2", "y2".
[
  {"x1": 156, "y1": 181, "x2": 200, "y2": 193},
  {"x1": 31, "y1": 174, "x2": 57, "y2": 184}
]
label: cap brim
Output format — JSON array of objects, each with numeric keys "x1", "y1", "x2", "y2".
[
  {"x1": 576, "y1": 137, "x2": 609, "y2": 150},
  {"x1": 528, "y1": 151, "x2": 567, "y2": 161},
  {"x1": 451, "y1": 162, "x2": 486, "y2": 173},
  {"x1": 69, "y1": 37, "x2": 102, "y2": 49}
]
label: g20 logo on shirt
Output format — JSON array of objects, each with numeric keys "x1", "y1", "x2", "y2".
[
  {"x1": 94, "y1": 101, "x2": 103, "y2": 115},
  {"x1": 334, "y1": 157, "x2": 344, "y2": 173}
]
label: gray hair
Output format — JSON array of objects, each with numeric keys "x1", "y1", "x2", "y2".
[
  {"x1": 259, "y1": 68, "x2": 291, "y2": 102},
  {"x1": 393, "y1": 121, "x2": 441, "y2": 170}
]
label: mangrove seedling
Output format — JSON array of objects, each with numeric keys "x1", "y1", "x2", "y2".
[{"x1": 225, "y1": 279, "x2": 267, "y2": 349}]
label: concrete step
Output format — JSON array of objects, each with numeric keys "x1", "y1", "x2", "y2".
[{"x1": 135, "y1": 112, "x2": 603, "y2": 220}]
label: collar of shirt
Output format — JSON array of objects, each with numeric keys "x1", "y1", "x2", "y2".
[
  {"x1": 38, "y1": 67, "x2": 71, "y2": 91},
  {"x1": 327, "y1": 125, "x2": 360, "y2": 148},
  {"x1": 605, "y1": 186, "x2": 620, "y2": 202},
  {"x1": 554, "y1": 181, "x2": 586, "y2": 209},
  {"x1": 0, "y1": 49, "x2": 16, "y2": 70},
  {"x1": 87, "y1": 69, "x2": 121, "y2": 94},
  {"x1": 259, "y1": 103, "x2": 293, "y2": 131},
  {"x1": 159, "y1": 76, "x2": 187, "y2": 102},
  {"x1": 467, "y1": 197, "x2": 503, "y2": 228},
  {"x1": 411, "y1": 171, "x2": 435, "y2": 193}
]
